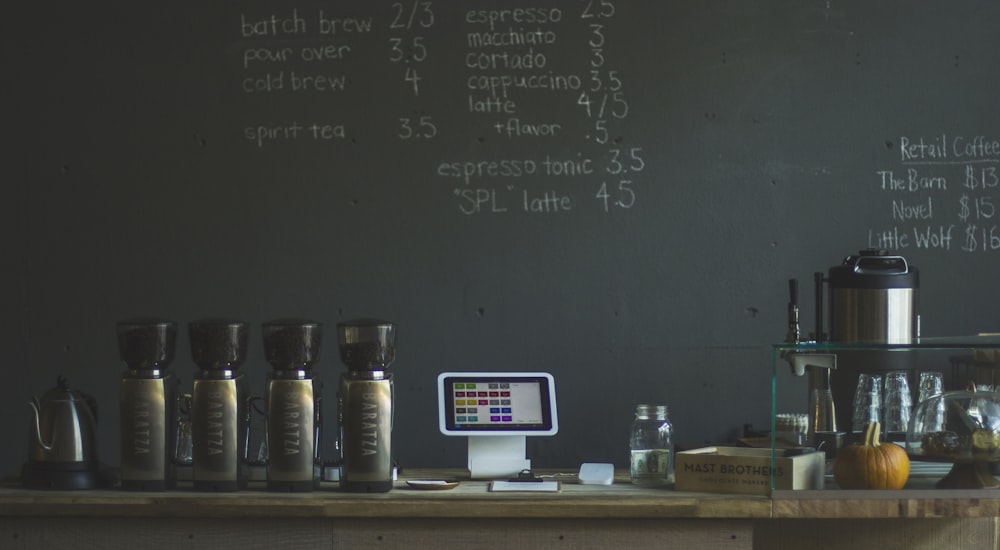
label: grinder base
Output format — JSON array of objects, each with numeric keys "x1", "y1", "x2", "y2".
[{"x1": 340, "y1": 479, "x2": 393, "y2": 493}]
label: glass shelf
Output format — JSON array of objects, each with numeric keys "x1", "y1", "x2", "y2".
[
  {"x1": 769, "y1": 334, "x2": 1000, "y2": 492},
  {"x1": 773, "y1": 334, "x2": 1000, "y2": 353}
]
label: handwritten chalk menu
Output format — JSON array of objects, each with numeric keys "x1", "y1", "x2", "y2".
[
  {"x1": 232, "y1": 3, "x2": 647, "y2": 216},
  {"x1": 11, "y1": 0, "x2": 1000, "y2": 479},
  {"x1": 870, "y1": 135, "x2": 1000, "y2": 253}
]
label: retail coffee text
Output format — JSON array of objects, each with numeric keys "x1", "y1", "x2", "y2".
[
  {"x1": 872, "y1": 132, "x2": 1000, "y2": 253},
  {"x1": 900, "y1": 134, "x2": 1000, "y2": 163}
]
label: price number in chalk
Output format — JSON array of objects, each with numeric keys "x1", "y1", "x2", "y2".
[
  {"x1": 958, "y1": 194, "x2": 995, "y2": 222},
  {"x1": 581, "y1": 0, "x2": 616, "y2": 19},
  {"x1": 397, "y1": 116, "x2": 437, "y2": 140},
  {"x1": 588, "y1": 24, "x2": 606, "y2": 48},
  {"x1": 389, "y1": 38, "x2": 427, "y2": 93},
  {"x1": 402, "y1": 67, "x2": 422, "y2": 96},
  {"x1": 596, "y1": 180, "x2": 635, "y2": 211},
  {"x1": 589, "y1": 70, "x2": 622, "y2": 93},
  {"x1": 587, "y1": 72, "x2": 623, "y2": 144},
  {"x1": 388, "y1": 37, "x2": 427, "y2": 63},
  {"x1": 389, "y1": 1, "x2": 435, "y2": 29},
  {"x1": 585, "y1": 25, "x2": 607, "y2": 69},
  {"x1": 605, "y1": 147, "x2": 645, "y2": 175},
  {"x1": 389, "y1": 1, "x2": 433, "y2": 95},
  {"x1": 590, "y1": 48, "x2": 606, "y2": 69},
  {"x1": 964, "y1": 164, "x2": 999, "y2": 190},
  {"x1": 596, "y1": 147, "x2": 644, "y2": 211},
  {"x1": 577, "y1": 91, "x2": 629, "y2": 120},
  {"x1": 962, "y1": 224, "x2": 1000, "y2": 252}
]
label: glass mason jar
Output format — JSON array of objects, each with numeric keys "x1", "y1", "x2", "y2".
[{"x1": 629, "y1": 404, "x2": 674, "y2": 485}]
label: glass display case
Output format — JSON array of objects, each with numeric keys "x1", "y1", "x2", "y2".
[{"x1": 771, "y1": 335, "x2": 1000, "y2": 491}]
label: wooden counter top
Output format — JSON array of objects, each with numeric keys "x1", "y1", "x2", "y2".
[
  {"x1": 771, "y1": 464, "x2": 1000, "y2": 519},
  {"x1": 4, "y1": 468, "x2": 1000, "y2": 521},
  {"x1": 0, "y1": 469, "x2": 770, "y2": 520}
]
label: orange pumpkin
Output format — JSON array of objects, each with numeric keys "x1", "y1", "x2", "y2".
[{"x1": 833, "y1": 421, "x2": 910, "y2": 489}]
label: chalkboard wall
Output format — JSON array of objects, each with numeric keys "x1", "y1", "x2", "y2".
[{"x1": 5, "y1": 0, "x2": 1000, "y2": 478}]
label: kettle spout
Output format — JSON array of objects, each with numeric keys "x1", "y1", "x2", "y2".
[{"x1": 28, "y1": 397, "x2": 54, "y2": 452}]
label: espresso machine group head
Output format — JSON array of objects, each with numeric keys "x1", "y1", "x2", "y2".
[
  {"x1": 117, "y1": 318, "x2": 180, "y2": 491},
  {"x1": 337, "y1": 318, "x2": 396, "y2": 493},
  {"x1": 262, "y1": 319, "x2": 322, "y2": 492},
  {"x1": 189, "y1": 318, "x2": 249, "y2": 492}
]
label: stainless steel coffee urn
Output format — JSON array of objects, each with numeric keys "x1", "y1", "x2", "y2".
[
  {"x1": 337, "y1": 318, "x2": 396, "y2": 493},
  {"x1": 789, "y1": 248, "x2": 920, "y2": 446},
  {"x1": 262, "y1": 319, "x2": 322, "y2": 492},
  {"x1": 189, "y1": 318, "x2": 249, "y2": 492},
  {"x1": 826, "y1": 249, "x2": 919, "y2": 437},
  {"x1": 827, "y1": 249, "x2": 919, "y2": 345},
  {"x1": 117, "y1": 318, "x2": 180, "y2": 491}
]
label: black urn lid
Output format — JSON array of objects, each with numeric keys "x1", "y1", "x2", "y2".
[{"x1": 828, "y1": 248, "x2": 919, "y2": 290}]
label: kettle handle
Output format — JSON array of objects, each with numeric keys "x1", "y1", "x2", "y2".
[
  {"x1": 81, "y1": 391, "x2": 99, "y2": 423},
  {"x1": 28, "y1": 397, "x2": 54, "y2": 452}
]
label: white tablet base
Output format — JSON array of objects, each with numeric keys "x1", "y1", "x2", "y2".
[{"x1": 467, "y1": 435, "x2": 531, "y2": 479}]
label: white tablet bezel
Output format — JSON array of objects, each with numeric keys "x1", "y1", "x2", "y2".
[{"x1": 437, "y1": 371, "x2": 559, "y2": 437}]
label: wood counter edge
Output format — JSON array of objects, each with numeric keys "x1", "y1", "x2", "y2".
[
  {"x1": 772, "y1": 488, "x2": 1000, "y2": 518},
  {"x1": 0, "y1": 498, "x2": 772, "y2": 520},
  {"x1": 10, "y1": 471, "x2": 1000, "y2": 520},
  {"x1": 0, "y1": 487, "x2": 771, "y2": 519}
]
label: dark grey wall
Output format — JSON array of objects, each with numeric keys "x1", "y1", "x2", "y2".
[{"x1": 6, "y1": 1, "x2": 1000, "y2": 478}]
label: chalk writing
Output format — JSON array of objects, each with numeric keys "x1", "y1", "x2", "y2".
[
  {"x1": 872, "y1": 134, "x2": 1000, "y2": 252},
  {"x1": 243, "y1": 122, "x2": 347, "y2": 148},
  {"x1": 439, "y1": 156, "x2": 597, "y2": 186},
  {"x1": 230, "y1": 3, "x2": 646, "y2": 215},
  {"x1": 900, "y1": 135, "x2": 1000, "y2": 164}
]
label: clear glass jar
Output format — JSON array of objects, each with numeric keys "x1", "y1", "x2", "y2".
[{"x1": 629, "y1": 404, "x2": 674, "y2": 485}]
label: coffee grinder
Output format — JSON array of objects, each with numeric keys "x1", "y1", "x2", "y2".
[
  {"x1": 117, "y1": 318, "x2": 180, "y2": 491},
  {"x1": 189, "y1": 318, "x2": 249, "y2": 491},
  {"x1": 337, "y1": 318, "x2": 396, "y2": 493},
  {"x1": 262, "y1": 319, "x2": 322, "y2": 492}
]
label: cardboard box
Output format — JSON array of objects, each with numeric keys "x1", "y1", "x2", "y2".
[
  {"x1": 674, "y1": 446, "x2": 824, "y2": 496},
  {"x1": 973, "y1": 348, "x2": 999, "y2": 363},
  {"x1": 974, "y1": 333, "x2": 1000, "y2": 364}
]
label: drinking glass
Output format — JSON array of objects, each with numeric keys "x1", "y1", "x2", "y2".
[
  {"x1": 883, "y1": 371, "x2": 912, "y2": 439},
  {"x1": 776, "y1": 413, "x2": 808, "y2": 446},
  {"x1": 809, "y1": 388, "x2": 841, "y2": 452},
  {"x1": 917, "y1": 371, "x2": 944, "y2": 403},
  {"x1": 852, "y1": 373, "x2": 882, "y2": 434},
  {"x1": 915, "y1": 371, "x2": 946, "y2": 433}
]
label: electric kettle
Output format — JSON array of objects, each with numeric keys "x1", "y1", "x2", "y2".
[{"x1": 23, "y1": 376, "x2": 113, "y2": 489}]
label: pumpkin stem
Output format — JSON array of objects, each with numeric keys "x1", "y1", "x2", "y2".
[{"x1": 863, "y1": 421, "x2": 882, "y2": 447}]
